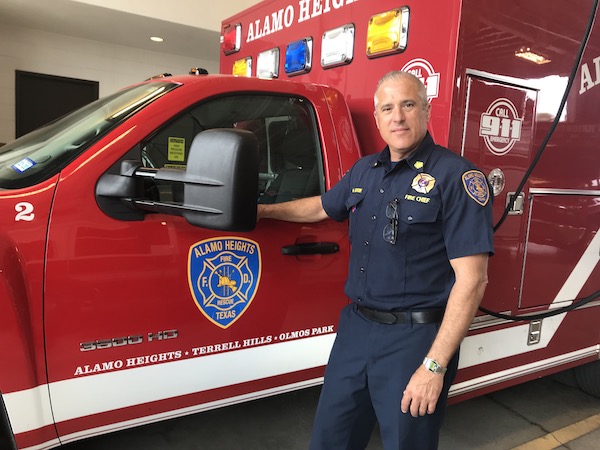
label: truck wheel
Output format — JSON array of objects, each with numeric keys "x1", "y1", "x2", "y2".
[
  {"x1": 550, "y1": 367, "x2": 579, "y2": 388},
  {"x1": 574, "y1": 360, "x2": 600, "y2": 398},
  {"x1": 0, "y1": 394, "x2": 17, "y2": 450}
]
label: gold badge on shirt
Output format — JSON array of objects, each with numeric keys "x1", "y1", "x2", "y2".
[{"x1": 411, "y1": 173, "x2": 436, "y2": 194}]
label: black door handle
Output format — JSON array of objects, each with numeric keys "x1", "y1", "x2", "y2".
[{"x1": 281, "y1": 242, "x2": 340, "y2": 255}]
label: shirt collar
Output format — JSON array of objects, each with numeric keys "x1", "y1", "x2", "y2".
[{"x1": 375, "y1": 132, "x2": 436, "y2": 173}]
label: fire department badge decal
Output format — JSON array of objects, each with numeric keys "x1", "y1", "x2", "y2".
[
  {"x1": 462, "y1": 170, "x2": 490, "y2": 206},
  {"x1": 188, "y1": 237, "x2": 261, "y2": 329},
  {"x1": 411, "y1": 173, "x2": 436, "y2": 194}
]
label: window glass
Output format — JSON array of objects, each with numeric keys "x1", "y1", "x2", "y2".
[
  {"x1": 141, "y1": 94, "x2": 324, "y2": 203},
  {"x1": 0, "y1": 82, "x2": 178, "y2": 189}
]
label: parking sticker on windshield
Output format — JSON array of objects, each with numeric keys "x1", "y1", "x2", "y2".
[
  {"x1": 11, "y1": 158, "x2": 36, "y2": 173},
  {"x1": 188, "y1": 237, "x2": 262, "y2": 329}
]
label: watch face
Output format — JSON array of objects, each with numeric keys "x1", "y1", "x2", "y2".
[{"x1": 424, "y1": 358, "x2": 445, "y2": 374}]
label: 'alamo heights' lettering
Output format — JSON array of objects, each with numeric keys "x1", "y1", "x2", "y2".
[{"x1": 246, "y1": 0, "x2": 358, "y2": 43}]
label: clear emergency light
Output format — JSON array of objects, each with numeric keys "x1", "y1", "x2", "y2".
[
  {"x1": 366, "y1": 7, "x2": 410, "y2": 58},
  {"x1": 232, "y1": 57, "x2": 252, "y2": 77},
  {"x1": 257, "y1": 48, "x2": 280, "y2": 79},
  {"x1": 321, "y1": 24, "x2": 355, "y2": 69},
  {"x1": 284, "y1": 38, "x2": 313, "y2": 76},
  {"x1": 221, "y1": 23, "x2": 242, "y2": 55}
]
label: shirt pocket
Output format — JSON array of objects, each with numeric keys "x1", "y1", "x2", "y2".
[
  {"x1": 345, "y1": 190, "x2": 367, "y2": 212},
  {"x1": 345, "y1": 190, "x2": 367, "y2": 240},
  {"x1": 398, "y1": 198, "x2": 442, "y2": 255}
]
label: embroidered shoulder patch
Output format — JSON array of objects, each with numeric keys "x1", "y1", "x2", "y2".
[{"x1": 462, "y1": 170, "x2": 490, "y2": 206}]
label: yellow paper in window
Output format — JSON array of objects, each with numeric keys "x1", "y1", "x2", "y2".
[{"x1": 168, "y1": 137, "x2": 185, "y2": 162}]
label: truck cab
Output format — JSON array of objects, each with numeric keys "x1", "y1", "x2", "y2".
[{"x1": 0, "y1": 74, "x2": 354, "y2": 449}]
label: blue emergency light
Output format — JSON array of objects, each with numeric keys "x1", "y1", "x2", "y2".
[{"x1": 284, "y1": 38, "x2": 313, "y2": 76}]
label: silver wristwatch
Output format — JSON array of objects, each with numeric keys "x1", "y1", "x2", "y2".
[{"x1": 423, "y1": 357, "x2": 447, "y2": 374}]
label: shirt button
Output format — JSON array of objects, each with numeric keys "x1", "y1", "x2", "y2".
[
  {"x1": 364, "y1": 241, "x2": 369, "y2": 246},
  {"x1": 371, "y1": 215, "x2": 376, "y2": 220},
  {"x1": 379, "y1": 188, "x2": 384, "y2": 193},
  {"x1": 358, "y1": 297, "x2": 363, "y2": 302},
  {"x1": 360, "y1": 267, "x2": 365, "y2": 273},
  {"x1": 408, "y1": 216, "x2": 413, "y2": 221}
]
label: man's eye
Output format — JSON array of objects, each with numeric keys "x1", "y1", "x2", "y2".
[{"x1": 403, "y1": 103, "x2": 415, "y2": 109}]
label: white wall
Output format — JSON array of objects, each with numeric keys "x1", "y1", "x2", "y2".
[{"x1": 0, "y1": 23, "x2": 219, "y2": 144}]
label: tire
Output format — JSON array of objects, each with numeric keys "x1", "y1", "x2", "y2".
[
  {"x1": 574, "y1": 360, "x2": 600, "y2": 398},
  {"x1": 550, "y1": 367, "x2": 579, "y2": 388},
  {"x1": 0, "y1": 394, "x2": 17, "y2": 450}
]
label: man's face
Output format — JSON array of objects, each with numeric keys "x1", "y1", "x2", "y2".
[{"x1": 374, "y1": 77, "x2": 431, "y2": 160}]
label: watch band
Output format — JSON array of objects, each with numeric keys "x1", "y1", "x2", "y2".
[{"x1": 423, "y1": 357, "x2": 447, "y2": 374}]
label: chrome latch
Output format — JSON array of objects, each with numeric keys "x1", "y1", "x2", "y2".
[
  {"x1": 528, "y1": 320, "x2": 542, "y2": 345},
  {"x1": 506, "y1": 192, "x2": 525, "y2": 215}
]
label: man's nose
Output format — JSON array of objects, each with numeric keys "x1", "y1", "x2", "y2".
[{"x1": 392, "y1": 106, "x2": 405, "y2": 122}]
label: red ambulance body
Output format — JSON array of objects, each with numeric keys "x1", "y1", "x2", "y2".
[{"x1": 0, "y1": 0, "x2": 598, "y2": 448}]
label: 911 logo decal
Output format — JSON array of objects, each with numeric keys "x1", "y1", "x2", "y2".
[
  {"x1": 188, "y1": 238, "x2": 262, "y2": 329},
  {"x1": 401, "y1": 58, "x2": 440, "y2": 101},
  {"x1": 479, "y1": 98, "x2": 523, "y2": 155}
]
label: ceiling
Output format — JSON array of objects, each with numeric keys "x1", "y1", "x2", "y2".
[{"x1": 0, "y1": 0, "x2": 261, "y2": 62}]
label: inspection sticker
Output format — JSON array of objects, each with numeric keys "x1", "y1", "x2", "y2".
[{"x1": 11, "y1": 158, "x2": 36, "y2": 173}]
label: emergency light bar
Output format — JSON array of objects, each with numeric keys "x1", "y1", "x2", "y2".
[
  {"x1": 321, "y1": 24, "x2": 355, "y2": 69},
  {"x1": 366, "y1": 7, "x2": 410, "y2": 58},
  {"x1": 232, "y1": 57, "x2": 252, "y2": 77},
  {"x1": 257, "y1": 48, "x2": 280, "y2": 79},
  {"x1": 285, "y1": 38, "x2": 313, "y2": 76},
  {"x1": 221, "y1": 23, "x2": 242, "y2": 55}
]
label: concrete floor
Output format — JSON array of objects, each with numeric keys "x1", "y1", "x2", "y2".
[{"x1": 62, "y1": 376, "x2": 600, "y2": 449}]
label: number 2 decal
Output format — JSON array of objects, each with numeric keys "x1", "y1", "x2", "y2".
[{"x1": 15, "y1": 202, "x2": 35, "y2": 222}]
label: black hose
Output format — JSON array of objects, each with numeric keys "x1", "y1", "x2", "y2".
[{"x1": 480, "y1": 0, "x2": 599, "y2": 321}]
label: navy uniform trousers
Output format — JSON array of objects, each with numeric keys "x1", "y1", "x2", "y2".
[{"x1": 309, "y1": 303, "x2": 459, "y2": 450}]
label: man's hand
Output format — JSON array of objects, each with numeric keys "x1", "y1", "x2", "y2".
[{"x1": 401, "y1": 366, "x2": 444, "y2": 417}]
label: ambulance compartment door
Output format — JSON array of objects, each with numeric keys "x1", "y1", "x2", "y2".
[{"x1": 461, "y1": 73, "x2": 538, "y2": 312}]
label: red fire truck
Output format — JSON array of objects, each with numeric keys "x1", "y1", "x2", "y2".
[{"x1": 0, "y1": 0, "x2": 598, "y2": 448}]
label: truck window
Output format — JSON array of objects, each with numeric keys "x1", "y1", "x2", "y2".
[
  {"x1": 0, "y1": 82, "x2": 178, "y2": 189},
  {"x1": 140, "y1": 94, "x2": 324, "y2": 203}
]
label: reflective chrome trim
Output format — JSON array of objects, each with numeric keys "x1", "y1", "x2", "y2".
[
  {"x1": 529, "y1": 188, "x2": 600, "y2": 196},
  {"x1": 449, "y1": 346, "x2": 599, "y2": 398},
  {"x1": 460, "y1": 76, "x2": 473, "y2": 157},
  {"x1": 470, "y1": 313, "x2": 513, "y2": 330},
  {"x1": 465, "y1": 69, "x2": 540, "y2": 90}
]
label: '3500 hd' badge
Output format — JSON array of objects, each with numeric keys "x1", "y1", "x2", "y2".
[{"x1": 188, "y1": 237, "x2": 262, "y2": 329}]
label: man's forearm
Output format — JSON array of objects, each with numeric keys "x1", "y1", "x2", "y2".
[
  {"x1": 426, "y1": 253, "x2": 489, "y2": 368},
  {"x1": 257, "y1": 196, "x2": 328, "y2": 223}
]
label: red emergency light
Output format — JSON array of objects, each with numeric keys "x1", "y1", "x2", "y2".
[{"x1": 221, "y1": 23, "x2": 242, "y2": 55}]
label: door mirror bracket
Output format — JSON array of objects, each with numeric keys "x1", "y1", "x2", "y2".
[{"x1": 96, "y1": 128, "x2": 259, "y2": 231}]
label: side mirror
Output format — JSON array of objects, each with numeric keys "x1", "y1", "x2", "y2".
[
  {"x1": 96, "y1": 128, "x2": 259, "y2": 231},
  {"x1": 180, "y1": 128, "x2": 258, "y2": 231}
]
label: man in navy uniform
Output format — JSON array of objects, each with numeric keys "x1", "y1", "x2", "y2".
[{"x1": 257, "y1": 71, "x2": 494, "y2": 449}]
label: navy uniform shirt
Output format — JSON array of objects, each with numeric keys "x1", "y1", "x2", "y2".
[{"x1": 322, "y1": 132, "x2": 494, "y2": 311}]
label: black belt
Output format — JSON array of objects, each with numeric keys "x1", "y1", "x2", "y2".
[{"x1": 358, "y1": 305, "x2": 445, "y2": 325}]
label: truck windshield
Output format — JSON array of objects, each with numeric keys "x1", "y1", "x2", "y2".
[{"x1": 0, "y1": 81, "x2": 178, "y2": 189}]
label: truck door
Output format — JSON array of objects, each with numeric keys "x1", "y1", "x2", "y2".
[
  {"x1": 43, "y1": 91, "x2": 348, "y2": 436},
  {"x1": 461, "y1": 73, "x2": 538, "y2": 311}
]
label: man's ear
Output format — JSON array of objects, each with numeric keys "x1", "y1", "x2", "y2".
[{"x1": 373, "y1": 109, "x2": 380, "y2": 129}]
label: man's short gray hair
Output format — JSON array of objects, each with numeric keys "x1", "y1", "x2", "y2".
[{"x1": 373, "y1": 71, "x2": 428, "y2": 109}]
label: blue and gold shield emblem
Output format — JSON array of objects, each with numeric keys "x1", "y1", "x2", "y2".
[
  {"x1": 462, "y1": 170, "x2": 490, "y2": 206},
  {"x1": 188, "y1": 237, "x2": 261, "y2": 329}
]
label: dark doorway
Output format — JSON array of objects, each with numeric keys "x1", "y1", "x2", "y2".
[{"x1": 15, "y1": 71, "x2": 99, "y2": 138}]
